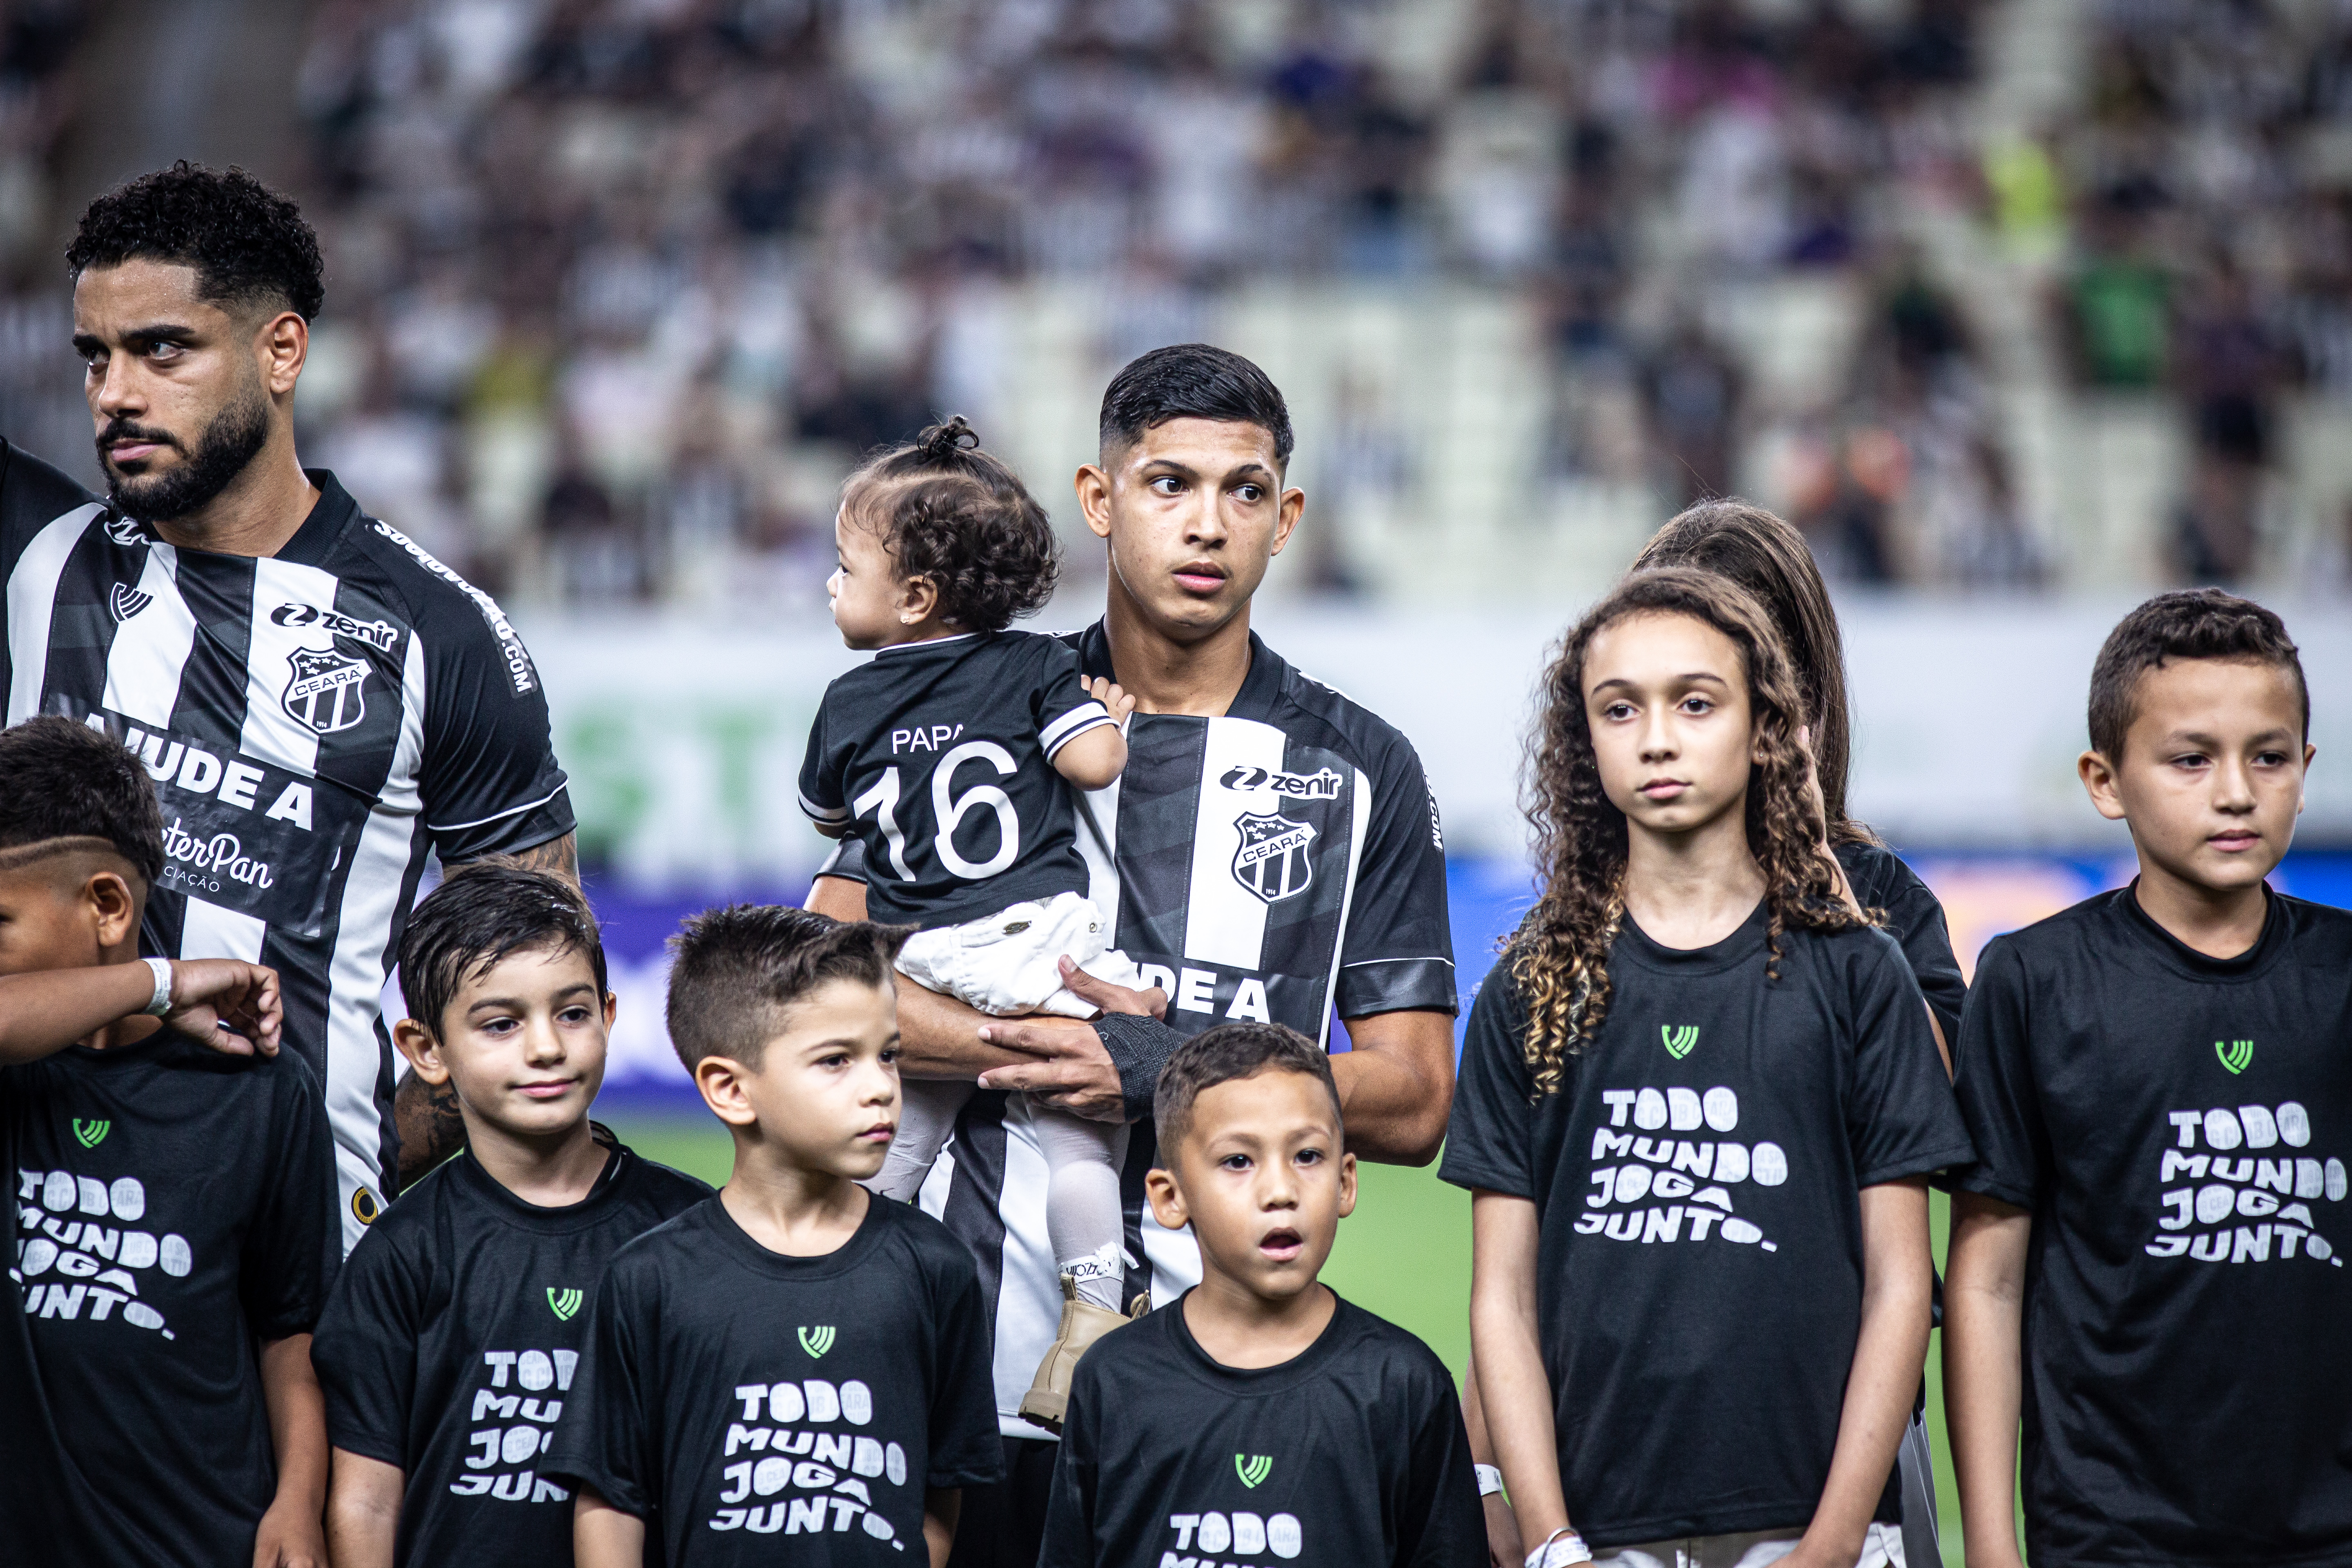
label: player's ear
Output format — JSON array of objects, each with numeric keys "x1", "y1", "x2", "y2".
[
  {"x1": 602, "y1": 991, "x2": 619, "y2": 1032},
  {"x1": 1144, "y1": 1165, "x2": 1187, "y2": 1233},
  {"x1": 1268, "y1": 484, "x2": 1303, "y2": 557},
  {"x1": 695, "y1": 1055, "x2": 760, "y2": 1128},
  {"x1": 83, "y1": 869, "x2": 139, "y2": 950},
  {"x1": 2078, "y1": 748, "x2": 2127, "y2": 822},
  {"x1": 392, "y1": 1018, "x2": 451, "y2": 1085},
  {"x1": 1335, "y1": 1150, "x2": 1358, "y2": 1221},
  {"x1": 1074, "y1": 463, "x2": 1114, "y2": 541}
]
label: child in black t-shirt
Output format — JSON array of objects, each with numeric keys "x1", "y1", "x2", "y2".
[
  {"x1": 1441, "y1": 571, "x2": 1970, "y2": 1568},
  {"x1": 544, "y1": 906, "x2": 1001, "y2": 1567},
  {"x1": 0, "y1": 717, "x2": 335, "y2": 1568},
  {"x1": 797, "y1": 415, "x2": 1149, "y2": 1426},
  {"x1": 1039, "y1": 1021, "x2": 1483, "y2": 1568},
  {"x1": 1944, "y1": 591, "x2": 2352, "y2": 1566},
  {"x1": 311, "y1": 862, "x2": 710, "y2": 1567}
]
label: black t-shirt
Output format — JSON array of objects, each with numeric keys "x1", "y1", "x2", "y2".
[
  {"x1": 310, "y1": 1136, "x2": 710, "y2": 1567},
  {"x1": 1440, "y1": 905, "x2": 1972, "y2": 1547},
  {"x1": 798, "y1": 630, "x2": 1113, "y2": 929},
  {"x1": 1038, "y1": 1292, "x2": 1483, "y2": 1568},
  {"x1": 543, "y1": 1192, "x2": 1003, "y2": 1563},
  {"x1": 1, "y1": 1027, "x2": 337, "y2": 1565},
  {"x1": 1951, "y1": 887, "x2": 2352, "y2": 1565},
  {"x1": 1836, "y1": 841, "x2": 1967, "y2": 1048}
]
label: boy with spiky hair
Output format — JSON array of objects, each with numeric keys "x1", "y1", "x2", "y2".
[
  {"x1": 311, "y1": 861, "x2": 710, "y2": 1567},
  {"x1": 0, "y1": 716, "x2": 334, "y2": 1567},
  {"x1": 1038, "y1": 1022, "x2": 1483, "y2": 1568},
  {"x1": 1945, "y1": 589, "x2": 2352, "y2": 1566},
  {"x1": 546, "y1": 907, "x2": 1001, "y2": 1567}
]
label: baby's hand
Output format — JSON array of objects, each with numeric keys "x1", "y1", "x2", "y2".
[{"x1": 1089, "y1": 677, "x2": 1137, "y2": 725}]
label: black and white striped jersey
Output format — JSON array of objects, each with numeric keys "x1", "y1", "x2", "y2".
[
  {"x1": 1, "y1": 441, "x2": 572, "y2": 1250},
  {"x1": 797, "y1": 630, "x2": 1113, "y2": 930},
  {"x1": 822, "y1": 621, "x2": 1457, "y2": 1435}
]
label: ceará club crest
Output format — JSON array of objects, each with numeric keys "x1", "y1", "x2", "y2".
[
  {"x1": 281, "y1": 646, "x2": 370, "y2": 735},
  {"x1": 1232, "y1": 811, "x2": 1316, "y2": 904}
]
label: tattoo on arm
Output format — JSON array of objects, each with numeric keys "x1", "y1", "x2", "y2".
[
  {"x1": 394, "y1": 1071, "x2": 468, "y2": 1185},
  {"x1": 499, "y1": 831, "x2": 578, "y2": 884}
]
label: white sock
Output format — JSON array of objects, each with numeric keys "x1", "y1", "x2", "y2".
[{"x1": 1033, "y1": 1108, "x2": 1125, "y2": 1312}]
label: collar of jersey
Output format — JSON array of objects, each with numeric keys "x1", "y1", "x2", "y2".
[
  {"x1": 2114, "y1": 880, "x2": 2283, "y2": 982},
  {"x1": 873, "y1": 632, "x2": 981, "y2": 657},
  {"x1": 1159, "y1": 1286, "x2": 1355, "y2": 1395},
  {"x1": 1073, "y1": 621, "x2": 1284, "y2": 721},
  {"x1": 451, "y1": 1136, "x2": 636, "y2": 1232},
  {"x1": 697, "y1": 1185, "x2": 890, "y2": 1277},
  {"x1": 1615, "y1": 899, "x2": 1770, "y2": 975}
]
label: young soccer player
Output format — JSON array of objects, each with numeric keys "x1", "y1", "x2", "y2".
[
  {"x1": 798, "y1": 414, "x2": 1149, "y2": 1425},
  {"x1": 1038, "y1": 1021, "x2": 1483, "y2": 1568},
  {"x1": 310, "y1": 861, "x2": 711, "y2": 1567},
  {"x1": 0, "y1": 716, "x2": 336, "y2": 1567},
  {"x1": 1944, "y1": 590, "x2": 2351, "y2": 1566},
  {"x1": 1446, "y1": 570, "x2": 1971, "y2": 1567},
  {"x1": 545, "y1": 906, "x2": 1001, "y2": 1566}
]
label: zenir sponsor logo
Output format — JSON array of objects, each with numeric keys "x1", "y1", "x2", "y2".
[
  {"x1": 72, "y1": 1118, "x2": 109, "y2": 1149},
  {"x1": 2216, "y1": 1038, "x2": 2253, "y2": 1075},
  {"x1": 109, "y1": 583, "x2": 152, "y2": 622},
  {"x1": 1235, "y1": 1454, "x2": 1272, "y2": 1488},
  {"x1": 281, "y1": 647, "x2": 370, "y2": 735},
  {"x1": 270, "y1": 601, "x2": 401, "y2": 651},
  {"x1": 1662, "y1": 1025, "x2": 1699, "y2": 1060},
  {"x1": 1219, "y1": 764, "x2": 1343, "y2": 800},
  {"x1": 799, "y1": 1325, "x2": 835, "y2": 1358},
  {"x1": 548, "y1": 1287, "x2": 585, "y2": 1321},
  {"x1": 1232, "y1": 811, "x2": 1315, "y2": 904}
]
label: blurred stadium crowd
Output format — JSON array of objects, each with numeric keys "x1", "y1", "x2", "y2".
[{"x1": 7, "y1": 0, "x2": 2352, "y2": 606}]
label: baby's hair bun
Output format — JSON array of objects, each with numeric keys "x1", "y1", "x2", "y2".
[{"x1": 920, "y1": 416, "x2": 981, "y2": 460}]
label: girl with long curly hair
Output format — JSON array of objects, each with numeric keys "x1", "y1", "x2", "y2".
[{"x1": 1441, "y1": 568, "x2": 1971, "y2": 1568}]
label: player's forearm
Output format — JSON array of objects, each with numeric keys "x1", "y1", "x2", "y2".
[
  {"x1": 259, "y1": 1334, "x2": 331, "y2": 1517},
  {"x1": 325, "y1": 1450, "x2": 404, "y2": 1568},
  {"x1": 923, "y1": 1487, "x2": 961, "y2": 1568},
  {"x1": 1469, "y1": 1194, "x2": 1572, "y2": 1544},
  {"x1": 0, "y1": 964, "x2": 158, "y2": 1061},
  {"x1": 574, "y1": 1490, "x2": 647, "y2": 1568},
  {"x1": 1330, "y1": 1011, "x2": 1454, "y2": 1165},
  {"x1": 1802, "y1": 1181, "x2": 1934, "y2": 1561},
  {"x1": 893, "y1": 976, "x2": 1045, "y2": 1079},
  {"x1": 395, "y1": 1070, "x2": 468, "y2": 1183},
  {"x1": 1944, "y1": 1196, "x2": 2031, "y2": 1568}
]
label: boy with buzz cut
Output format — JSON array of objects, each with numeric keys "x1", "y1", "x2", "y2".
[
  {"x1": 1038, "y1": 1021, "x2": 1484, "y2": 1568},
  {"x1": 310, "y1": 861, "x2": 711, "y2": 1568},
  {"x1": 1944, "y1": 589, "x2": 2352, "y2": 1567},
  {"x1": 545, "y1": 906, "x2": 1002, "y2": 1567},
  {"x1": 0, "y1": 716, "x2": 336, "y2": 1567}
]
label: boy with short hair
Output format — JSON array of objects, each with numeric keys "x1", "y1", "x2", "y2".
[
  {"x1": 1944, "y1": 589, "x2": 2352, "y2": 1566},
  {"x1": 0, "y1": 716, "x2": 335, "y2": 1567},
  {"x1": 311, "y1": 861, "x2": 711, "y2": 1567},
  {"x1": 545, "y1": 906, "x2": 1002, "y2": 1566},
  {"x1": 1038, "y1": 1021, "x2": 1483, "y2": 1568}
]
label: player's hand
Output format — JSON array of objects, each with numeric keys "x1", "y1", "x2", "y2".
[
  {"x1": 165, "y1": 959, "x2": 282, "y2": 1057},
  {"x1": 1483, "y1": 1494, "x2": 1524, "y2": 1568},
  {"x1": 1087, "y1": 676, "x2": 1138, "y2": 726},
  {"x1": 251, "y1": 1491, "x2": 326, "y2": 1568},
  {"x1": 973, "y1": 1013, "x2": 1126, "y2": 1123},
  {"x1": 1054, "y1": 954, "x2": 1166, "y2": 1019}
]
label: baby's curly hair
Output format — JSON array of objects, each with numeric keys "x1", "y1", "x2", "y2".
[
  {"x1": 840, "y1": 416, "x2": 1058, "y2": 633},
  {"x1": 68, "y1": 161, "x2": 325, "y2": 321},
  {"x1": 1509, "y1": 567, "x2": 1871, "y2": 1096}
]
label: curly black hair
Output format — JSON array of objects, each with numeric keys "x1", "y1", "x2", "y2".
[
  {"x1": 841, "y1": 416, "x2": 1059, "y2": 633},
  {"x1": 0, "y1": 717, "x2": 165, "y2": 885},
  {"x1": 67, "y1": 161, "x2": 325, "y2": 321},
  {"x1": 396, "y1": 860, "x2": 607, "y2": 1038}
]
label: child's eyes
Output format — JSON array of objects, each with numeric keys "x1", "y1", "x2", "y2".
[
  {"x1": 1220, "y1": 1154, "x2": 1253, "y2": 1172},
  {"x1": 1295, "y1": 1148, "x2": 1323, "y2": 1167},
  {"x1": 558, "y1": 1006, "x2": 592, "y2": 1025},
  {"x1": 1602, "y1": 702, "x2": 1635, "y2": 721},
  {"x1": 1680, "y1": 696, "x2": 1714, "y2": 715}
]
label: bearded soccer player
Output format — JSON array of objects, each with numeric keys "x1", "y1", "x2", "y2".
[
  {"x1": 0, "y1": 164, "x2": 573, "y2": 1250},
  {"x1": 808, "y1": 343, "x2": 1460, "y2": 1567}
]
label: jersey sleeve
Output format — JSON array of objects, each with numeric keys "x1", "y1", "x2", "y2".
[
  {"x1": 1946, "y1": 936, "x2": 2045, "y2": 1209},
  {"x1": 1853, "y1": 849, "x2": 1967, "y2": 1049},
  {"x1": 1843, "y1": 932, "x2": 1976, "y2": 1189},
  {"x1": 540, "y1": 1263, "x2": 656, "y2": 1517},
  {"x1": 1333, "y1": 739, "x2": 1457, "y2": 1019},
  {"x1": 1397, "y1": 1361, "x2": 1483, "y2": 1568},
  {"x1": 416, "y1": 598, "x2": 574, "y2": 862},
  {"x1": 812, "y1": 837, "x2": 869, "y2": 886},
  {"x1": 925, "y1": 1247, "x2": 1004, "y2": 1489},
  {"x1": 0, "y1": 440, "x2": 103, "y2": 710},
  {"x1": 310, "y1": 1223, "x2": 424, "y2": 1468},
  {"x1": 1034, "y1": 1359, "x2": 1101, "y2": 1568},
  {"x1": 1030, "y1": 637, "x2": 1113, "y2": 761},
  {"x1": 797, "y1": 684, "x2": 851, "y2": 827},
  {"x1": 1438, "y1": 970, "x2": 1538, "y2": 1197},
  {"x1": 242, "y1": 1054, "x2": 340, "y2": 1339}
]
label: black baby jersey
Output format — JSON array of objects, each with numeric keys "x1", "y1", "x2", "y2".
[
  {"x1": 798, "y1": 630, "x2": 1114, "y2": 929},
  {"x1": 824, "y1": 625, "x2": 1457, "y2": 1434},
  {"x1": 1038, "y1": 1294, "x2": 1483, "y2": 1568},
  {"x1": 545, "y1": 1194, "x2": 1002, "y2": 1564},
  {"x1": 1, "y1": 1027, "x2": 337, "y2": 1566},
  {"x1": 1441, "y1": 905, "x2": 1972, "y2": 1548},
  {"x1": 311, "y1": 1137, "x2": 710, "y2": 1568},
  {"x1": 0, "y1": 443, "x2": 574, "y2": 1248},
  {"x1": 1838, "y1": 842, "x2": 1967, "y2": 1047},
  {"x1": 1952, "y1": 887, "x2": 2352, "y2": 1566}
]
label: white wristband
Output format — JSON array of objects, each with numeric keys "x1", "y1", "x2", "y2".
[
  {"x1": 1475, "y1": 1463, "x2": 1504, "y2": 1498},
  {"x1": 142, "y1": 956, "x2": 174, "y2": 1017},
  {"x1": 1527, "y1": 1530, "x2": 1593, "y2": 1568}
]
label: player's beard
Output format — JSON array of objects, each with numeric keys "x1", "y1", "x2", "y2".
[{"x1": 98, "y1": 379, "x2": 272, "y2": 524}]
